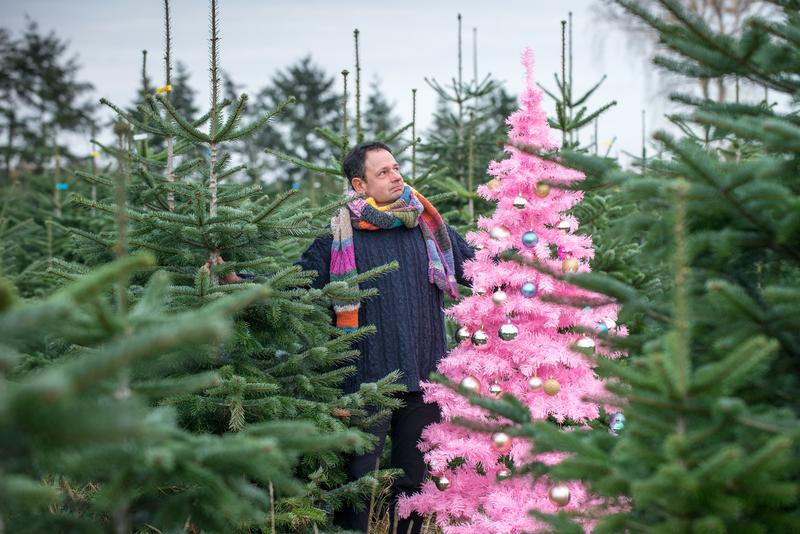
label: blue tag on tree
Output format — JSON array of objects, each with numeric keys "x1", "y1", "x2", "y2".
[{"x1": 57, "y1": 182, "x2": 69, "y2": 190}]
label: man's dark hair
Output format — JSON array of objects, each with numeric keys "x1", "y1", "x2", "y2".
[{"x1": 343, "y1": 141, "x2": 392, "y2": 185}]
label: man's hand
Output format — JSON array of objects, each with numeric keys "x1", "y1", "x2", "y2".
[{"x1": 205, "y1": 254, "x2": 242, "y2": 284}]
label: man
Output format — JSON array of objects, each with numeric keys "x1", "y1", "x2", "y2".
[{"x1": 297, "y1": 141, "x2": 474, "y2": 533}]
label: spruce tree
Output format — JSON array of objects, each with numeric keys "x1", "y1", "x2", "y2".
[
  {"x1": 66, "y1": 1, "x2": 405, "y2": 530},
  {"x1": 0, "y1": 254, "x2": 369, "y2": 533}
]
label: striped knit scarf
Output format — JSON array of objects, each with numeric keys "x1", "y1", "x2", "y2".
[{"x1": 330, "y1": 185, "x2": 459, "y2": 331}]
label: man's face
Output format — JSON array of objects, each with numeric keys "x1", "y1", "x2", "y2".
[{"x1": 351, "y1": 149, "x2": 405, "y2": 206}]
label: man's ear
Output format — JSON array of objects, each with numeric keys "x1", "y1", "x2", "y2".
[{"x1": 351, "y1": 177, "x2": 366, "y2": 193}]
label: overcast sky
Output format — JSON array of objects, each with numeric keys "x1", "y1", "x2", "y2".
[{"x1": 4, "y1": 0, "x2": 673, "y2": 166}]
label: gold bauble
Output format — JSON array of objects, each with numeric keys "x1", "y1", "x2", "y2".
[
  {"x1": 528, "y1": 376, "x2": 543, "y2": 390},
  {"x1": 488, "y1": 382, "x2": 503, "y2": 397},
  {"x1": 543, "y1": 378, "x2": 560, "y2": 396},
  {"x1": 561, "y1": 258, "x2": 579, "y2": 272},
  {"x1": 460, "y1": 375, "x2": 481, "y2": 394},
  {"x1": 548, "y1": 484, "x2": 571, "y2": 506},
  {"x1": 491, "y1": 431, "x2": 512, "y2": 451},
  {"x1": 534, "y1": 182, "x2": 550, "y2": 198},
  {"x1": 435, "y1": 475, "x2": 451, "y2": 491},
  {"x1": 496, "y1": 468, "x2": 512, "y2": 481},
  {"x1": 486, "y1": 178, "x2": 501, "y2": 190}
]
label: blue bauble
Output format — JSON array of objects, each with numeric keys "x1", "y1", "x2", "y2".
[
  {"x1": 520, "y1": 282, "x2": 537, "y2": 298},
  {"x1": 522, "y1": 231, "x2": 539, "y2": 247},
  {"x1": 596, "y1": 321, "x2": 609, "y2": 334},
  {"x1": 609, "y1": 412, "x2": 626, "y2": 435}
]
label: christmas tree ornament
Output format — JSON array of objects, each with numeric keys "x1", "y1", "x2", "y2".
[
  {"x1": 521, "y1": 231, "x2": 539, "y2": 248},
  {"x1": 456, "y1": 326, "x2": 472, "y2": 343},
  {"x1": 556, "y1": 219, "x2": 571, "y2": 232},
  {"x1": 490, "y1": 225, "x2": 511, "y2": 240},
  {"x1": 608, "y1": 412, "x2": 625, "y2": 435},
  {"x1": 434, "y1": 475, "x2": 451, "y2": 491},
  {"x1": 474, "y1": 287, "x2": 486, "y2": 296},
  {"x1": 460, "y1": 375, "x2": 481, "y2": 394},
  {"x1": 471, "y1": 329, "x2": 489, "y2": 347},
  {"x1": 496, "y1": 468, "x2": 512, "y2": 481},
  {"x1": 557, "y1": 245, "x2": 568, "y2": 260},
  {"x1": 473, "y1": 242, "x2": 485, "y2": 251},
  {"x1": 491, "y1": 432, "x2": 512, "y2": 451},
  {"x1": 576, "y1": 337, "x2": 595, "y2": 350},
  {"x1": 512, "y1": 194, "x2": 528, "y2": 209},
  {"x1": 488, "y1": 382, "x2": 503, "y2": 397},
  {"x1": 491, "y1": 289, "x2": 508, "y2": 306},
  {"x1": 534, "y1": 182, "x2": 550, "y2": 197},
  {"x1": 603, "y1": 318, "x2": 617, "y2": 330},
  {"x1": 486, "y1": 178, "x2": 501, "y2": 190},
  {"x1": 582, "y1": 305, "x2": 592, "y2": 313},
  {"x1": 498, "y1": 321, "x2": 519, "y2": 341},
  {"x1": 528, "y1": 376, "x2": 543, "y2": 390},
  {"x1": 596, "y1": 322, "x2": 609, "y2": 334},
  {"x1": 548, "y1": 485, "x2": 571, "y2": 506},
  {"x1": 561, "y1": 258, "x2": 579, "y2": 272},
  {"x1": 520, "y1": 282, "x2": 537, "y2": 298},
  {"x1": 543, "y1": 378, "x2": 560, "y2": 396}
]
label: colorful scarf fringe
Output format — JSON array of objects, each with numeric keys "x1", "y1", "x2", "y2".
[{"x1": 330, "y1": 185, "x2": 459, "y2": 331}]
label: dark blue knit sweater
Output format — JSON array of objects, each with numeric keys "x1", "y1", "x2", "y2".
[{"x1": 297, "y1": 224, "x2": 474, "y2": 393}]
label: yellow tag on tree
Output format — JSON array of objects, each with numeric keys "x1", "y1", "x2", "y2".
[
  {"x1": 156, "y1": 84, "x2": 173, "y2": 95},
  {"x1": 90, "y1": 150, "x2": 100, "y2": 158}
]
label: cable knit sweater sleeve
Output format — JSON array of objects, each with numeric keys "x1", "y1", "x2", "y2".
[
  {"x1": 296, "y1": 233, "x2": 333, "y2": 290},
  {"x1": 447, "y1": 224, "x2": 475, "y2": 288}
]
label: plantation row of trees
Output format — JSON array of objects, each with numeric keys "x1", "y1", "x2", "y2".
[{"x1": 1, "y1": 0, "x2": 797, "y2": 532}]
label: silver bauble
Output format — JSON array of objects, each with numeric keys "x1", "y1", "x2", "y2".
[
  {"x1": 603, "y1": 318, "x2": 617, "y2": 330},
  {"x1": 490, "y1": 225, "x2": 511, "y2": 240},
  {"x1": 491, "y1": 290, "x2": 508, "y2": 306},
  {"x1": 512, "y1": 195, "x2": 528, "y2": 209},
  {"x1": 496, "y1": 468, "x2": 512, "y2": 481},
  {"x1": 455, "y1": 326, "x2": 472, "y2": 343},
  {"x1": 556, "y1": 219, "x2": 572, "y2": 232},
  {"x1": 459, "y1": 375, "x2": 481, "y2": 394},
  {"x1": 528, "y1": 376, "x2": 543, "y2": 390},
  {"x1": 435, "y1": 475, "x2": 451, "y2": 491},
  {"x1": 548, "y1": 484, "x2": 571, "y2": 506},
  {"x1": 488, "y1": 382, "x2": 503, "y2": 397},
  {"x1": 576, "y1": 337, "x2": 596, "y2": 350},
  {"x1": 471, "y1": 329, "x2": 489, "y2": 347},
  {"x1": 498, "y1": 322, "x2": 519, "y2": 341}
]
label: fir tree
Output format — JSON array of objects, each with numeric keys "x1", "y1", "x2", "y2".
[{"x1": 363, "y1": 75, "x2": 400, "y2": 140}]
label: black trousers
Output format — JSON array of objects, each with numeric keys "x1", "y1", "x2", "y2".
[{"x1": 333, "y1": 391, "x2": 440, "y2": 534}]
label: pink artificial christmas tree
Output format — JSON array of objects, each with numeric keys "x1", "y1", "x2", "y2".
[{"x1": 398, "y1": 49, "x2": 626, "y2": 533}]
